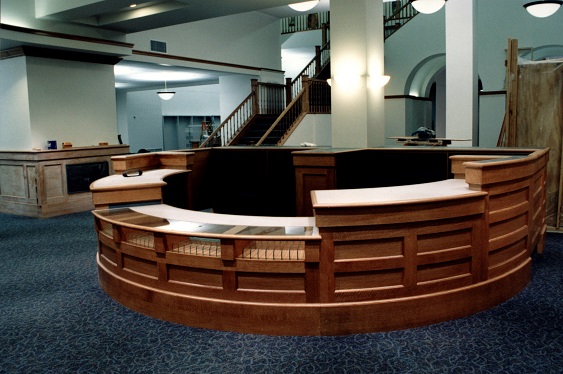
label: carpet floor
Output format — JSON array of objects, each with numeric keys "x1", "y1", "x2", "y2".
[{"x1": 0, "y1": 211, "x2": 561, "y2": 373}]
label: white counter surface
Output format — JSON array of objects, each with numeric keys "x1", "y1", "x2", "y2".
[{"x1": 312, "y1": 179, "x2": 483, "y2": 207}]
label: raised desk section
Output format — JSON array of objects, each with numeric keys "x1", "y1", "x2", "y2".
[
  {"x1": 0, "y1": 145, "x2": 129, "y2": 217},
  {"x1": 93, "y1": 148, "x2": 548, "y2": 335},
  {"x1": 90, "y1": 169, "x2": 190, "y2": 209},
  {"x1": 90, "y1": 151, "x2": 195, "y2": 210}
]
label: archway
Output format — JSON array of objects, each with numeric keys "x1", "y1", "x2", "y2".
[{"x1": 404, "y1": 54, "x2": 483, "y2": 140}]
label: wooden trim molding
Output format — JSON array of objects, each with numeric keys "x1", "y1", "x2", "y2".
[
  {"x1": 384, "y1": 95, "x2": 432, "y2": 101},
  {"x1": 479, "y1": 90, "x2": 506, "y2": 96},
  {"x1": 0, "y1": 23, "x2": 134, "y2": 49},
  {"x1": 384, "y1": 91, "x2": 506, "y2": 100},
  {"x1": 1, "y1": 45, "x2": 122, "y2": 65},
  {"x1": 132, "y1": 50, "x2": 285, "y2": 74}
]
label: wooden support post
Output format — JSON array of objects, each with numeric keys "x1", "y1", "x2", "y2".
[
  {"x1": 302, "y1": 75, "x2": 310, "y2": 113},
  {"x1": 506, "y1": 38, "x2": 519, "y2": 146},
  {"x1": 285, "y1": 77, "x2": 292, "y2": 105},
  {"x1": 251, "y1": 79, "x2": 259, "y2": 116},
  {"x1": 322, "y1": 24, "x2": 328, "y2": 47},
  {"x1": 314, "y1": 45, "x2": 321, "y2": 76}
]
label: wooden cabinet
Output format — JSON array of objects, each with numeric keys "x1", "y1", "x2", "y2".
[{"x1": 0, "y1": 145, "x2": 129, "y2": 217}]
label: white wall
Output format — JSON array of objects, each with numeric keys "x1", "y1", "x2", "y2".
[
  {"x1": 25, "y1": 57, "x2": 118, "y2": 149},
  {"x1": 161, "y1": 85, "x2": 220, "y2": 116},
  {"x1": 384, "y1": 9, "x2": 445, "y2": 97},
  {"x1": 116, "y1": 90, "x2": 128, "y2": 146},
  {"x1": 383, "y1": 98, "x2": 405, "y2": 146},
  {"x1": 126, "y1": 12, "x2": 283, "y2": 71},
  {"x1": 126, "y1": 91, "x2": 163, "y2": 153},
  {"x1": 124, "y1": 84, "x2": 220, "y2": 152},
  {"x1": 0, "y1": 57, "x2": 32, "y2": 150},
  {"x1": 282, "y1": 29, "x2": 323, "y2": 80},
  {"x1": 1, "y1": 0, "x2": 125, "y2": 41},
  {"x1": 479, "y1": 94, "x2": 505, "y2": 147},
  {"x1": 383, "y1": 0, "x2": 563, "y2": 144},
  {"x1": 0, "y1": 56, "x2": 117, "y2": 151},
  {"x1": 285, "y1": 114, "x2": 331, "y2": 147},
  {"x1": 218, "y1": 75, "x2": 255, "y2": 122}
]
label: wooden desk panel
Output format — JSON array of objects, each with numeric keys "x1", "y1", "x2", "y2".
[{"x1": 0, "y1": 145, "x2": 129, "y2": 217}]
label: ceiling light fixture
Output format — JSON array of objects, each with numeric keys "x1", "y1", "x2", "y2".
[
  {"x1": 129, "y1": 4, "x2": 137, "y2": 8},
  {"x1": 523, "y1": 0, "x2": 562, "y2": 17},
  {"x1": 288, "y1": 0, "x2": 320, "y2": 12},
  {"x1": 411, "y1": 0, "x2": 446, "y2": 14},
  {"x1": 157, "y1": 80, "x2": 175, "y2": 100}
]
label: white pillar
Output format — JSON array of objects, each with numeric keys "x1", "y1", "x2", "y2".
[
  {"x1": 330, "y1": 0, "x2": 385, "y2": 148},
  {"x1": 445, "y1": 0, "x2": 478, "y2": 146}
]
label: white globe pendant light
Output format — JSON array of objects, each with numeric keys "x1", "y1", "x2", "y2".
[
  {"x1": 523, "y1": 0, "x2": 562, "y2": 17},
  {"x1": 411, "y1": 0, "x2": 446, "y2": 14},
  {"x1": 288, "y1": 1, "x2": 320, "y2": 12}
]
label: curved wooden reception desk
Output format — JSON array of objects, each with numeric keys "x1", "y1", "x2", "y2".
[{"x1": 92, "y1": 148, "x2": 548, "y2": 335}]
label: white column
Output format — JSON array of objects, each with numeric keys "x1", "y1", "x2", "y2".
[
  {"x1": 445, "y1": 0, "x2": 478, "y2": 146},
  {"x1": 330, "y1": 0, "x2": 385, "y2": 148}
]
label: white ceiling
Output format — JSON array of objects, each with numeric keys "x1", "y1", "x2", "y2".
[
  {"x1": 113, "y1": 60, "x2": 229, "y2": 90},
  {"x1": 35, "y1": 0, "x2": 330, "y2": 33},
  {"x1": 109, "y1": 0, "x2": 330, "y2": 90},
  {"x1": 3, "y1": 1, "x2": 331, "y2": 90}
]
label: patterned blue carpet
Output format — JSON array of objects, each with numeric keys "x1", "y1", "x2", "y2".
[{"x1": 0, "y1": 211, "x2": 561, "y2": 374}]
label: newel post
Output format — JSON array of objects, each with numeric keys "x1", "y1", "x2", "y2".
[
  {"x1": 285, "y1": 77, "x2": 292, "y2": 105},
  {"x1": 251, "y1": 79, "x2": 259, "y2": 115},
  {"x1": 302, "y1": 75, "x2": 310, "y2": 113},
  {"x1": 314, "y1": 45, "x2": 321, "y2": 76}
]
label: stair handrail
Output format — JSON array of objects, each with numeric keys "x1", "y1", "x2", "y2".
[
  {"x1": 200, "y1": 80, "x2": 286, "y2": 147},
  {"x1": 256, "y1": 76, "x2": 330, "y2": 146},
  {"x1": 199, "y1": 92, "x2": 254, "y2": 148},
  {"x1": 255, "y1": 89, "x2": 305, "y2": 146},
  {"x1": 281, "y1": 11, "x2": 330, "y2": 34},
  {"x1": 384, "y1": 1, "x2": 418, "y2": 40},
  {"x1": 203, "y1": 24, "x2": 330, "y2": 148},
  {"x1": 290, "y1": 41, "x2": 330, "y2": 100}
]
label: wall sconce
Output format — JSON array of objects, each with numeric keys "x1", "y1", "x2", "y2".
[
  {"x1": 157, "y1": 80, "x2": 175, "y2": 100},
  {"x1": 411, "y1": 0, "x2": 447, "y2": 14},
  {"x1": 288, "y1": 0, "x2": 319, "y2": 12},
  {"x1": 370, "y1": 75, "x2": 391, "y2": 88},
  {"x1": 523, "y1": 0, "x2": 562, "y2": 17},
  {"x1": 327, "y1": 78, "x2": 332, "y2": 86}
]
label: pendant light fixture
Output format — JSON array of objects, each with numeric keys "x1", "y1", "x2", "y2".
[
  {"x1": 411, "y1": 0, "x2": 447, "y2": 14},
  {"x1": 288, "y1": 0, "x2": 320, "y2": 12},
  {"x1": 157, "y1": 80, "x2": 175, "y2": 100},
  {"x1": 523, "y1": 0, "x2": 562, "y2": 17}
]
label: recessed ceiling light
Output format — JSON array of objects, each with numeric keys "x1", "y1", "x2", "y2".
[{"x1": 129, "y1": 4, "x2": 137, "y2": 8}]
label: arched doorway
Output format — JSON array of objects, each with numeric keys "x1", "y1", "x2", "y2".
[{"x1": 404, "y1": 54, "x2": 482, "y2": 141}]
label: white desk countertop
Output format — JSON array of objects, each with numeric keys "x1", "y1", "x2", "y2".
[{"x1": 312, "y1": 179, "x2": 484, "y2": 207}]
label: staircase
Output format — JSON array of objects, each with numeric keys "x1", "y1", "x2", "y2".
[
  {"x1": 384, "y1": 1, "x2": 419, "y2": 40},
  {"x1": 200, "y1": 41, "x2": 331, "y2": 148},
  {"x1": 199, "y1": 3, "x2": 417, "y2": 148},
  {"x1": 233, "y1": 115, "x2": 279, "y2": 146}
]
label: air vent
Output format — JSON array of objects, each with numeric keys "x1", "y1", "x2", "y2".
[{"x1": 150, "y1": 40, "x2": 167, "y2": 53}]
